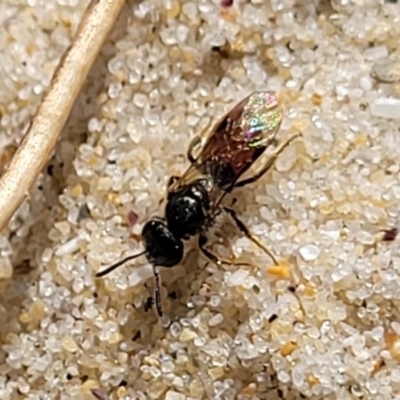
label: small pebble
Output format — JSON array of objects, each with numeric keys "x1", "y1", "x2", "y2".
[
  {"x1": 372, "y1": 58, "x2": 400, "y2": 83},
  {"x1": 70, "y1": 183, "x2": 83, "y2": 198},
  {"x1": 0, "y1": 258, "x2": 13, "y2": 279},
  {"x1": 19, "y1": 312, "x2": 32, "y2": 324},
  {"x1": 96, "y1": 177, "x2": 112, "y2": 191},
  {"x1": 281, "y1": 341, "x2": 297, "y2": 356},
  {"x1": 128, "y1": 264, "x2": 154, "y2": 287},
  {"x1": 133, "y1": 93, "x2": 148, "y2": 108},
  {"x1": 267, "y1": 263, "x2": 291, "y2": 279},
  {"x1": 208, "y1": 367, "x2": 225, "y2": 380},
  {"x1": 382, "y1": 228, "x2": 398, "y2": 242},
  {"x1": 165, "y1": 390, "x2": 186, "y2": 400},
  {"x1": 55, "y1": 237, "x2": 80, "y2": 256},
  {"x1": 370, "y1": 97, "x2": 400, "y2": 120},
  {"x1": 208, "y1": 313, "x2": 224, "y2": 327},
  {"x1": 165, "y1": 0, "x2": 180, "y2": 18},
  {"x1": 62, "y1": 337, "x2": 78, "y2": 353},
  {"x1": 189, "y1": 379, "x2": 204, "y2": 398},
  {"x1": 363, "y1": 46, "x2": 388, "y2": 61},
  {"x1": 179, "y1": 328, "x2": 198, "y2": 342},
  {"x1": 391, "y1": 339, "x2": 400, "y2": 359},
  {"x1": 54, "y1": 221, "x2": 71, "y2": 236},
  {"x1": 308, "y1": 374, "x2": 319, "y2": 385},
  {"x1": 227, "y1": 269, "x2": 249, "y2": 286},
  {"x1": 117, "y1": 387, "x2": 127, "y2": 398},
  {"x1": 169, "y1": 322, "x2": 182, "y2": 337},
  {"x1": 148, "y1": 381, "x2": 167, "y2": 399},
  {"x1": 391, "y1": 369, "x2": 400, "y2": 383},
  {"x1": 221, "y1": 0, "x2": 233, "y2": 7},
  {"x1": 371, "y1": 326, "x2": 384, "y2": 342},
  {"x1": 240, "y1": 384, "x2": 257, "y2": 397},
  {"x1": 127, "y1": 210, "x2": 139, "y2": 226},
  {"x1": 298, "y1": 244, "x2": 320, "y2": 261},
  {"x1": 278, "y1": 370, "x2": 291, "y2": 383},
  {"x1": 90, "y1": 388, "x2": 109, "y2": 400}
]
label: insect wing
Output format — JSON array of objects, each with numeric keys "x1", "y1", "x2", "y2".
[
  {"x1": 196, "y1": 91, "x2": 283, "y2": 190},
  {"x1": 168, "y1": 91, "x2": 283, "y2": 212}
]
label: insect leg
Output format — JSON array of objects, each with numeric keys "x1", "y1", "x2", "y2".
[
  {"x1": 152, "y1": 265, "x2": 163, "y2": 317},
  {"x1": 167, "y1": 175, "x2": 180, "y2": 189},
  {"x1": 198, "y1": 234, "x2": 252, "y2": 267},
  {"x1": 187, "y1": 136, "x2": 204, "y2": 164},
  {"x1": 235, "y1": 133, "x2": 301, "y2": 188},
  {"x1": 144, "y1": 296, "x2": 154, "y2": 312},
  {"x1": 223, "y1": 206, "x2": 278, "y2": 265}
]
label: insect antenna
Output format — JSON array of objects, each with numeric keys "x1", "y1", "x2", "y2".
[
  {"x1": 95, "y1": 250, "x2": 147, "y2": 277},
  {"x1": 152, "y1": 265, "x2": 163, "y2": 317}
]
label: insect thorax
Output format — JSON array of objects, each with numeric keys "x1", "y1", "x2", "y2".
[{"x1": 165, "y1": 180, "x2": 211, "y2": 240}]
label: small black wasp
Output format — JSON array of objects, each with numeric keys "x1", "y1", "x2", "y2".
[{"x1": 96, "y1": 91, "x2": 300, "y2": 316}]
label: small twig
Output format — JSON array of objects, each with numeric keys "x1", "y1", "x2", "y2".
[{"x1": 0, "y1": 0, "x2": 125, "y2": 232}]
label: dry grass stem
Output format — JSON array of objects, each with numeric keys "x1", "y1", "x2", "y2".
[{"x1": 0, "y1": 0, "x2": 125, "y2": 232}]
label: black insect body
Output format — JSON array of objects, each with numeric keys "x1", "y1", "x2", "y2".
[
  {"x1": 96, "y1": 91, "x2": 300, "y2": 316},
  {"x1": 165, "y1": 180, "x2": 210, "y2": 240}
]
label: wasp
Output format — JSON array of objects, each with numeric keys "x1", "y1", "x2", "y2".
[{"x1": 96, "y1": 91, "x2": 300, "y2": 316}]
